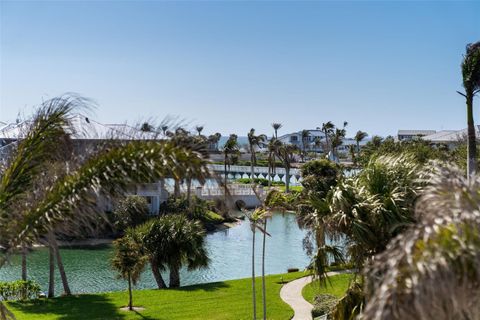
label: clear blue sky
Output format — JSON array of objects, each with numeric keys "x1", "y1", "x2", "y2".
[{"x1": 1, "y1": 1, "x2": 479, "y2": 137}]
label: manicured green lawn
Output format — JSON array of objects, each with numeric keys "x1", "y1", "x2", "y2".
[
  {"x1": 302, "y1": 273, "x2": 354, "y2": 303},
  {"x1": 7, "y1": 272, "x2": 307, "y2": 320}
]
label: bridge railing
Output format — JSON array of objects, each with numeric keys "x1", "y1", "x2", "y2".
[
  {"x1": 208, "y1": 164, "x2": 300, "y2": 176},
  {"x1": 195, "y1": 184, "x2": 265, "y2": 197}
]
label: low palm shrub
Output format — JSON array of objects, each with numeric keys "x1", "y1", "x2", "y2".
[{"x1": 311, "y1": 294, "x2": 338, "y2": 318}]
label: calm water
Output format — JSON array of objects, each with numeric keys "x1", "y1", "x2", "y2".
[{"x1": 0, "y1": 213, "x2": 311, "y2": 295}]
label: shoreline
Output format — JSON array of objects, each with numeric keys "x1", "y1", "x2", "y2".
[{"x1": 33, "y1": 219, "x2": 242, "y2": 248}]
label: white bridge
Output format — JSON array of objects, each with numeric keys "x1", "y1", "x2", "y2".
[
  {"x1": 195, "y1": 184, "x2": 266, "y2": 209},
  {"x1": 207, "y1": 164, "x2": 302, "y2": 183}
]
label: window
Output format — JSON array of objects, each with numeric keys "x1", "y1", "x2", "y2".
[{"x1": 290, "y1": 136, "x2": 298, "y2": 142}]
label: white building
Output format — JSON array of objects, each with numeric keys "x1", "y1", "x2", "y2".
[
  {"x1": 397, "y1": 130, "x2": 436, "y2": 141},
  {"x1": 278, "y1": 129, "x2": 326, "y2": 152},
  {"x1": 0, "y1": 114, "x2": 168, "y2": 214},
  {"x1": 422, "y1": 126, "x2": 480, "y2": 149}
]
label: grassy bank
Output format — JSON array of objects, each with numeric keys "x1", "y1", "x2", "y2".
[
  {"x1": 302, "y1": 273, "x2": 354, "y2": 303},
  {"x1": 8, "y1": 272, "x2": 306, "y2": 320}
]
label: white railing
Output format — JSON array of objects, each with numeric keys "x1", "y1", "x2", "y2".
[
  {"x1": 196, "y1": 185, "x2": 265, "y2": 197},
  {"x1": 208, "y1": 164, "x2": 300, "y2": 176}
]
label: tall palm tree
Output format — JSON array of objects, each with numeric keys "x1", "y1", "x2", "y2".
[
  {"x1": 276, "y1": 143, "x2": 297, "y2": 192},
  {"x1": 267, "y1": 138, "x2": 282, "y2": 187},
  {"x1": 245, "y1": 208, "x2": 266, "y2": 320},
  {"x1": 222, "y1": 134, "x2": 239, "y2": 202},
  {"x1": 321, "y1": 121, "x2": 335, "y2": 155},
  {"x1": 354, "y1": 130, "x2": 368, "y2": 153},
  {"x1": 0, "y1": 96, "x2": 210, "y2": 316},
  {"x1": 271, "y1": 123, "x2": 282, "y2": 139},
  {"x1": 458, "y1": 41, "x2": 480, "y2": 178},
  {"x1": 301, "y1": 130, "x2": 310, "y2": 161},
  {"x1": 247, "y1": 129, "x2": 267, "y2": 180}
]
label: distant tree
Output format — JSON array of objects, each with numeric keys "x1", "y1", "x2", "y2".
[
  {"x1": 321, "y1": 122, "x2": 335, "y2": 155},
  {"x1": 313, "y1": 136, "x2": 322, "y2": 154},
  {"x1": 271, "y1": 123, "x2": 283, "y2": 139},
  {"x1": 276, "y1": 143, "x2": 297, "y2": 192},
  {"x1": 140, "y1": 122, "x2": 152, "y2": 132},
  {"x1": 222, "y1": 134, "x2": 240, "y2": 202},
  {"x1": 349, "y1": 144, "x2": 357, "y2": 165},
  {"x1": 111, "y1": 236, "x2": 147, "y2": 311},
  {"x1": 247, "y1": 129, "x2": 267, "y2": 179},
  {"x1": 267, "y1": 138, "x2": 282, "y2": 187},
  {"x1": 113, "y1": 195, "x2": 150, "y2": 232},
  {"x1": 458, "y1": 41, "x2": 480, "y2": 178},
  {"x1": 161, "y1": 125, "x2": 169, "y2": 136},
  {"x1": 195, "y1": 126, "x2": 204, "y2": 136},
  {"x1": 354, "y1": 130, "x2": 368, "y2": 153},
  {"x1": 301, "y1": 130, "x2": 311, "y2": 161}
]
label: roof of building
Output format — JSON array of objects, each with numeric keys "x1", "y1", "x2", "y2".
[
  {"x1": 397, "y1": 130, "x2": 436, "y2": 136},
  {"x1": 423, "y1": 126, "x2": 480, "y2": 143},
  {"x1": 0, "y1": 114, "x2": 159, "y2": 141},
  {"x1": 278, "y1": 129, "x2": 326, "y2": 140}
]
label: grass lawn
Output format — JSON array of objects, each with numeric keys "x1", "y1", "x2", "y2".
[
  {"x1": 272, "y1": 185, "x2": 303, "y2": 193},
  {"x1": 7, "y1": 271, "x2": 308, "y2": 320},
  {"x1": 302, "y1": 273, "x2": 354, "y2": 303}
]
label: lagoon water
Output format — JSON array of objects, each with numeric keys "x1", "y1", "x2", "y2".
[{"x1": 0, "y1": 213, "x2": 311, "y2": 295}]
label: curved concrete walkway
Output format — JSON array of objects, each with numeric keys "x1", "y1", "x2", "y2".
[{"x1": 280, "y1": 271, "x2": 347, "y2": 320}]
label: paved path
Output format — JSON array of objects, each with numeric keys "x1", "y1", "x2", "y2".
[{"x1": 280, "y1": 271, "x2": 348, "y2": 320}]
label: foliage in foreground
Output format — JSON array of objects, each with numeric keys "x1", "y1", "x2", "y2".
[
  {"x1": 361, "y1": 164, "x2": 480, "y2": 320},
  {"x1": 0, "y1": 281, "x2": 41, "y2": 302}
]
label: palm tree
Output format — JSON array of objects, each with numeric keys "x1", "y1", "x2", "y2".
[
  {"x1": 222, "y1": 134, "x2": 239, "y2": 202},
  {"x1": 276, "y1": 143, "x2": 297, "y2": 192},
  {"x1": 134, "y1": 215, "x2": 209, "y2": 288},
  {"x1": 458, "y1": 41, "x2": 480, "y2": 178},
  {"x1": 303, "y1": 155, "x2": 423, "y2": 283},
  {"x1": 271, "y1": 123, "x2": 282, "y2": 139},
  {"x1": 362, "y1": 164, "x2": 480, "y2": 319},
  {"x1": 259, "y1": 211, "x2": 272, "y2": 320},
  {"x1": 247, "y1": 129, "x2": 267, "y2": 180},
  {"x1": 112, "y1": 236, "x2": 147, "y2": 311},
  {"x1": 301, "y1": 130, "x2": 310, "y2": 162},
  {"x1": 208, "y1": 133, "x2": 222, "y2": 151},
  {"x1": 313, "y1": 136, "x2": 322, "y2": 155},
  {"x1": 321, "y1": 122, "x2": 335, "y2": 156},
  {"x1": 0, "y1": 96, "x2": 210, "y2": 313},
  {"x1": 354, "y1": 130, "x2": 368, "y2": 153},
  {"x1": 348, "y1": 144, "x2": 356, "y2": 165},
  {"x1": 267, "y1": 138, "x2": 282, "y2": 187},
  {"x1": 195, "y1": 125, "x2": 204, "y2": 136},
  {"x1": 161, "y1": 125, "x2": 169, "y2": 136}
]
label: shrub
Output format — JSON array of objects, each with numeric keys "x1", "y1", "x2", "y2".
[
  {"x1": 0, "y1": 280, "x2": 41, "y2": 301},
  {"x1": 112, "y1": 195, "x2": 149, "y2": 232},
  {"x1": 235, "y1": 178, "x2": 269, "y2": 186},
  {"x1": 311, "y1": 294, "x2": 338, "y2": 318}
]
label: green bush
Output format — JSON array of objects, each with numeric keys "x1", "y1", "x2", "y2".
[
  {"x1": 0, "y1": 280, "x2": 41, "y2": 301},
  {"x1": 159, "y1": 195, "x2": 224, "y2": 226},
  {"x1": 112, "y1": 195, "x2": 149, "y2": 232},
  {"x1": 311, "y1": 294, "x2": 338, "y2": 318},
  {"x1": 235, "y1": 178, "x2": 285, "y2": 187}
]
